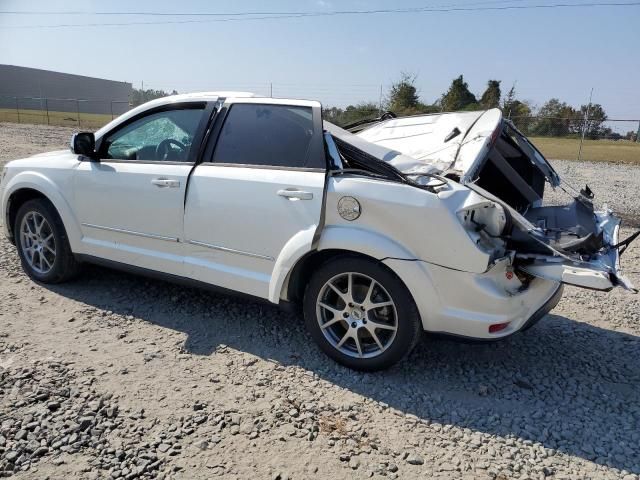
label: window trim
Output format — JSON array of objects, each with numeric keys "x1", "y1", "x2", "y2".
[
  {"x1": 95, "y1": 101, "x2": 214, "y2": 165},
  {"x1": 197, "y1": 162, "x2": 325, "y2": 173},
  {"x1": 203, "y1": 101, "x2": 327, "y2": 171}
]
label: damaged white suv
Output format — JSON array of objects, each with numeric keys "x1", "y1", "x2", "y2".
[{"x1": 2, "y1": 92, "x2": 637, "y2": 370}]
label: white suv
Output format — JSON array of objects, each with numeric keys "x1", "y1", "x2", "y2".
[{"x1": 1, "y1": 92, "x2": 636, "y2": 370}]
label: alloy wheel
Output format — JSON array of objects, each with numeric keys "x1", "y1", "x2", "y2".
[
  {"x1": 316, "y1": 272, "x2": 398, "y2": 359},
  {"x1": 19, "y1": 211, "x2": 56, "y2": 274}
]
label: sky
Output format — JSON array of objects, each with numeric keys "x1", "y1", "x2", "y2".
[{"x1": 1, "y1": 0, "x2": 639, "y2": 121}]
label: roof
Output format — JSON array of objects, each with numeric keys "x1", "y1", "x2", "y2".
[
  {"x1": 94, "y1": 91, "x2": 320, "y2": 138},
  {"x1": 165, "y1": 91, "x2": 260, "y2": 102}
]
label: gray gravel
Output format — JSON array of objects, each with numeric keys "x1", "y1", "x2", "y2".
[
  {"x1": 547, "y1": 159, "x2": 640, "y2": 226},
  {"x1": 0, "y1": 123, "x2": 639, "y2": 479},
  {"x1": 0, "y1": 123, "x2": 75, "y2": 169}
]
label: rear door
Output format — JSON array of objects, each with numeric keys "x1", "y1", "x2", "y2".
[{"x1": 183, "y1": 99, "x2": 326, "y2": 299}]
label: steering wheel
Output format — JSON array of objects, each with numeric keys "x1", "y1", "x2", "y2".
[{"x1": 155, "y1": 139, "x2": 186, "y2": 160}]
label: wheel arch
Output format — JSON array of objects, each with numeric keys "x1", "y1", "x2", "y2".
[
  {"x1": 3, "y1": 175, "x2": 82, "y2": 250},
  {"x1": 6, "y1": 187, "x2": 48, "y2": 242},
  {"x1": 277, "y1": 226, "x2": 420, "y2": 305},
  {"x1": 281, "y1": 248, "x2": 421, "y2": 313}
]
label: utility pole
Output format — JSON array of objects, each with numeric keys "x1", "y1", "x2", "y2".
[
  {"x1": 270, "y1": 82, "x2": 273, "y2": 98},
  {"x1": 577, "y1": 87, "x2": 593, "y2": 161},
  {"x1": 636, "y1": 120, "x2": 640, "y2": 143},
  {"x1": 378, "y1": 84, "x2": 383, "y2": 115},
  {"x1": 38, "y1": 85, "x2": 45, "y2": 124}
]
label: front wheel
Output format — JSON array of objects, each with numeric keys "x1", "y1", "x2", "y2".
[
  {"x1": 303, "y1": 256, "x2": 421, "y2": 371},
  {"x1": 14, "y1": 198, "x2": 79, "y2": 283}
]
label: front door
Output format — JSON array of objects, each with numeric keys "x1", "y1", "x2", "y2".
[
  {"x1": 73, "y1": 104, "x2": 209, "y2": 275},
  {"x1": 183, "y1": 100, "x2": 326, "y2": 299}
]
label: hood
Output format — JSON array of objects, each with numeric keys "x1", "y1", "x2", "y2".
[{"x1": 28, "y1": 149, "x2": 69, "y2": 158}]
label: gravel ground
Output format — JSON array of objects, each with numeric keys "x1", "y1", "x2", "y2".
[
  {"x1": 0, "y1": 122, "x2": 639, "y2": 480},
  {"x1": 548, "y1": 160, "x2": 640, "y2": 227}
]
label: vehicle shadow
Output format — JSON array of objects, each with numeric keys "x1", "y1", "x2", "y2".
[{"x1": 48, "y1": 265, "x2": 640, "y2": 474}]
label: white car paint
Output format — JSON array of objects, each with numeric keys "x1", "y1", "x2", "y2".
[
  {"x1": 73, "y1": 160, "x2": 192, "y2": 275},
  {"x1": 356, "y1": 109, "x2": 498, "y2": 176},
  {"x1": 1, "y1": 92, "x2": 634, "y2": 344},
  {"x1": 183, "y1": 164, "x2": 325, "y2": 299}
]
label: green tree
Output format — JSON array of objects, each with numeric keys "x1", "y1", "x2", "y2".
[
  {"x1": 500, "y1": 84, "x2": 533, "y2": 132},
  {"x1": 325, "y1": 72, "x2": 443, "y2": 126},
  {"x1": 440, "y1": 75, "x2": 477, "y2": 111},
  {"x1": 387, "y1": 72, "x2": 420, "y2": 112},
  {"x1": 533, "y1": 98, "x2": 577, "y2": 137},
  {"x1": 576, "y1": 103, "x2": 607, "y2": 139},
  {"x1": 501, "y1": 84, "x2": 517, "y2": 115},
  {"x1": 479, "y1": 80, "x2": 501, "y2": 109},
  {"x1": 506, "y1": 100, "x2": 533, "y2": 132},
  {"x1": 323, "y1": 103, "x2": 380, "y2": 127},
  {"x1": 130, "y1": 88, "x2": 178, "y2": 107}
]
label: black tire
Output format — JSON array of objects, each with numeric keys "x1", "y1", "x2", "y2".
[
  {"x1": 13, "y1": 198, "x2": 80, "y2": 283},
  {"x1": 303, "y1": 255, "x2": 421, "y2": 371}
]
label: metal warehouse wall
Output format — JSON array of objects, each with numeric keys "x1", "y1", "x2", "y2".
[{"x1": 0, "y1": 64, "x2": 132, "y2": 115}]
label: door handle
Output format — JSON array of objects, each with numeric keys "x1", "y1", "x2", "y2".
[
  {"x1": 151, "y1": 178, "x2": 180, "y2": 188},
  {"x1": 277, "y1": 189, "x2": 313, "y2": 200}
]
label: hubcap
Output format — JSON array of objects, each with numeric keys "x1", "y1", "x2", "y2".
[
  {"x1": 19, "y1": 211, "x2": 56, "y2": 274},
  {"x1": 316, "y1": 272, "x2": 398, "y2": 359}
]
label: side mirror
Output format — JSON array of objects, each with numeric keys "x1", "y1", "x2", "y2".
[{"x1": 70, "y1": 132, "x2": 97, "y2": 159}]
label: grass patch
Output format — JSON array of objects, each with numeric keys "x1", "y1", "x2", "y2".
[
  {"x1": 0, "y1": 108, "x2": 114, "y2": 130},
  {"x1": 529, "y1": 137, "x2": 640, "y2": 165}
]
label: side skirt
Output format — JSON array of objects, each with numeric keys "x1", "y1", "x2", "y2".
[{"x1": 74, "y1": 254, "x2": 298, "y2": 313}]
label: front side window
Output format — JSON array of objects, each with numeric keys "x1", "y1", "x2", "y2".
[
  {"x1": 102, "y1": 107, "x2": 205, "y2": 161},
  {"x1": 212, "y1": 104, "x2": 314, "y2": 168}
]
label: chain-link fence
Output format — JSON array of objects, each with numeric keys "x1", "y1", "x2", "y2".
[
  {"x1": 0, "y1": 95, "x2": 130, "y2": 129},
  {"x1": 509, "y1": 116, "x2": 639, "y2": 141},
  {"x1": 509, "y1": 116, "x2": 640, "y2": 163},
  {"x1": 1, "y1": 94, "x2": 639, "y2": 163}
]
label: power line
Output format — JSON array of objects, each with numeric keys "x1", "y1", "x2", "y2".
[
  {"x1": 0, "y1": 0, "x2": 537, "y2": 17},
  {"x1": 2, "y1": 2, "x2": 639, "y2": 29}
]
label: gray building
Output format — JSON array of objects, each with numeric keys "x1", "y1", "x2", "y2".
[{"x1": 0, "y1": 64, "x2": 132, "y2": 115}]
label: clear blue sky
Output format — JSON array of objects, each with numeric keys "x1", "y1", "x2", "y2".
[{"x1": 1, "y1": 0, "x2": 639, "y2": 119}]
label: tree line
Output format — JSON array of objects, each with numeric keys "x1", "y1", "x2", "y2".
[
  {"x1": 130, "y1": 76, "x2": 629, "y2": 140},
  {"x1": 324, "y1": 73, "x2": 624, "y2": 140},
  {"x1": 130, "y1": 88, "x2": 178, "y2": 107}
]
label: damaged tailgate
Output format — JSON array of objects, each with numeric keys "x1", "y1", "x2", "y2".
[
  {"x1": 332, "y1": 109, "x2": 638, "y2": 293},
  {"x1": 467, "y1": 182, "x2": 638, "y2": 293},
  {"x1": 516, "y1": 211, "x2": 637, "y2": 292}
]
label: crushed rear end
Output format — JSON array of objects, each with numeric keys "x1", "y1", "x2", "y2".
[{"x1": 345, "y1": 109, "x2": 638, "y2": 293}]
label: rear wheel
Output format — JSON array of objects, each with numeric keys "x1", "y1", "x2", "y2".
[
  {"x1": 14, "y1": 199, "x2": 79, "y2": 283},
  {"x1": 303, "y1": 256, "x2": 421, "y2": 371}
]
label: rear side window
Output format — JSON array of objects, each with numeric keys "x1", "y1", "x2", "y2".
[{"x1": 212, "y1": 104, "x2": 314, "y2": 168}]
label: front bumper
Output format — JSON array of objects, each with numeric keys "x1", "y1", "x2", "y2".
[{"x1": 384, "y1": 257, "x2": 562, "y2": 339}]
